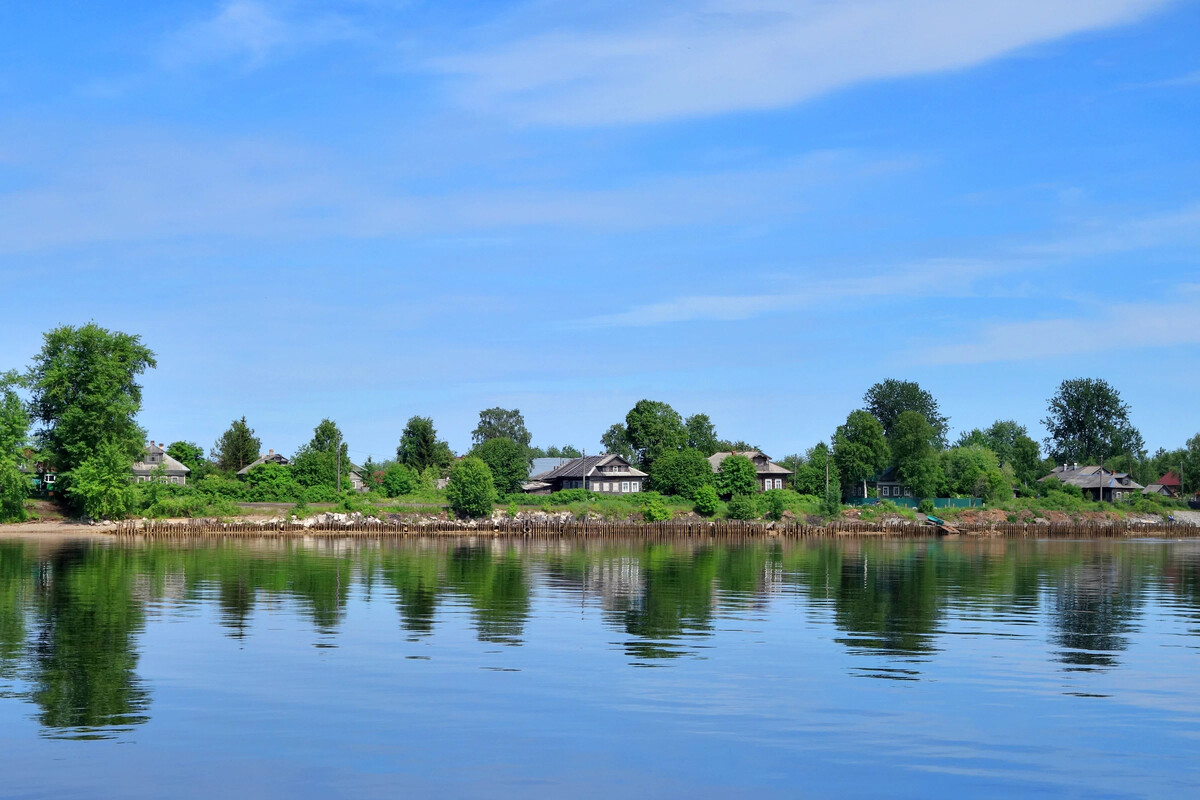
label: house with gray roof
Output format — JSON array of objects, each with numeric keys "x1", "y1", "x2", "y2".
[
  {"x1": 132, "y1": 442, "x2": 191, "y2": 485},
  {"x1": 236, "y1": 449, "x2": 290, "y2": 477},
  {"x1": 708, "y1": 450, "x2": 794, "y2": 492},
  {"x1": 1040, "y1": 464, "x2": 1143, "y2": 502},
  {"x1": 522, "y1": 454, "x2": 647, "y2": 495}
]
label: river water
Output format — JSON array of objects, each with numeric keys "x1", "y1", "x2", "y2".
[{"x1": 0, "y1": 535, "x2": 1197, "y2": 798}]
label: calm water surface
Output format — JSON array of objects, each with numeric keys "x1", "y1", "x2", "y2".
[{"x1": 1, "y1": 535, "x2": 1199, "y2": 798}]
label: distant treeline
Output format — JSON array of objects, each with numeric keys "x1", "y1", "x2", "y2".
[{"x1": 1, "y1": 324, "x2": 1197, "y2": 522}]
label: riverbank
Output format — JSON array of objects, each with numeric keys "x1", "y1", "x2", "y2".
[{"x1": 5, "y1": 512, "x2": 1199, "y2": 539}]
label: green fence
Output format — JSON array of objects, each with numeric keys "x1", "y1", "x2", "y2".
[{"x1": 846, "y1": 497, "x2": 981, "y2": 509}]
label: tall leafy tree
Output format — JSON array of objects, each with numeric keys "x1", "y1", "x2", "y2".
[
  {"x1": 445, "y1": 457, "x2": 497, "y2": 519},
  {"x1": 470, "y1": 437, "x2": 529, "y2": 494},
  {"x1": 793, "y1": 442, "x2": 840, "y2": 500},
  {"x1": 624, "y1": 399, "x2": 687, "y2": 470},
  {"x1": 65, "y1": 440, "x2": 137, "y2": 520},
  {"x1": 166, "y1": 441, "x2": 206, "y2": 473},
  {"x1": 1042, "y1": 378, "x2": 1144, "y2": 465},
  {"x1": 397, "y1": 416, "x2": 453, "y2": 474},
  {"x1": 832, "y1": 410, "x2": 890, "y2": 497},
  {"x1": 715, "y1": 454, "x2": 758, "y2": 498},
  {"x1": 941, "y1": 446, "x2": 999, "y2": 496},
  {"x1": 864, "y1": 379, "x2": 949, "y2": 447},
  {"x1": 471, "y1": 408, "x2": 532, "y2": 449},
  {"x1": 292, "y1": 419, "x2": 350, "y2": 489},
  {"x1": 649, "y1": 448, "x2": 715, "y2": 499},
  {"x1": 0, "y1": 371, "x2": 30, "y2": 522},
  {"x1": 212, "y1": 417, "x2": 261, "y2": 473},
  {"x1": 26, "y1": 324, "x2": 156, "y2": 469},
  {"x1": 956, "y1": 420, "x2": 1042, "y2": 487},
  {"x1": 890, "y1": 411, "x2": 943, "y2": 498},
  {"x1": 600, "y1": 424, "x2": 634, "y2": 461},
  {"x1": 684, "y1": 414, "x2": 721, "y2": 457}
]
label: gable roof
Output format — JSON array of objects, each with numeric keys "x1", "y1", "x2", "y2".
[
  {"x1": 1040, "y1": 464, "x2": 1144, "y2": 491},
  {"x1": 708, "y1": 450, "x2": 794, "y2": 475},
  {"x1": 536, "y1": 454, "x2": 647, "y2": 481},
  {"x1": 530, "y1": 457, "x2": 571, "y2": 479},
  {"x1": 132, "y1": 443, "x2": 191, "y2": 475},
  {"x1": 236, "y1": 451, "x2": 291, "y2": 476},
  {"x1": 1158, "y1": 471, "x2": 1182, "y2": 487}
]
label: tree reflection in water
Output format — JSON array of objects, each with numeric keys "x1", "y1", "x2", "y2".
[{"x1": 0, "y1": 536, "x2": 1197, "y2": 737}]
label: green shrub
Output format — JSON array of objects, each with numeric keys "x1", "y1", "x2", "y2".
[
  {"x1": 641, "y1": 497, "x2": 670, "y2": 522},
  {"x1": 66, "y1": 442, "x2": 136, "y2": 520},
  {"x1": 726, "y1": 493, "x2": 759, "y2": 520},
  {"x1": 0, "y1": 458, "x2": 28, "y2": 522},
  {"x1": 717, "y1": 455, "x2": 758, "y2": 498},
  {"x1": 506, "y1": 500, "x2": 519, "y2": 518},
  {"x1": 763, "y1": 489, "x2": 786, "y2": 521},
  {"x1": 918, "y1": 498, "x2": 935, "y2": 514},
  {"x1": 303, "y1": 484, "x2": 338, "y2": 504},
  {"x1": 446, "y1": 456, "x2": 497, "y2": 519},
  {"x1": 649, "y1": 448, "x2": 715, "y2": 498},
  {"x1": 693, "y1": 485, "x2": 720, "y2": 516},
  {"x1": 382, "y1": 463, "x2": 419, "y2": 497}
]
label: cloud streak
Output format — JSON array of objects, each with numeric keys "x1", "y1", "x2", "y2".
[
  {"x1": 433, "y1": 0, "x2": 1173, "y2": 125},
  {"x1": 578, "y1": 260, "x2": 1006, "y2": 327},
  {"x1": 921, "y1": 294, "x2": 1200, "y2": 364},
  {"x1": 160, "y1": 1, "x2": 357, "y2": 68}
]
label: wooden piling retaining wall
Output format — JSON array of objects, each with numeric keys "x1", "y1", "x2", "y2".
[{"x1": 112, "y1": 518, "x2": 1200, "y2": 539}]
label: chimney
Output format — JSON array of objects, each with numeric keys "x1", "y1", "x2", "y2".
[{"x1": 268, "y1": 449, "x2": 274, "y2": 456}]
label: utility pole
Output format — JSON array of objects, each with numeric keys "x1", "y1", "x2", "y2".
[{"x1": 337, "y1": 436, "x2": 342, "y2": 495}]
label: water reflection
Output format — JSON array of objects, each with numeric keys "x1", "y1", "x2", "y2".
[{"x1": 0, "y1": 536, "x2": 1197, "y2": 738}]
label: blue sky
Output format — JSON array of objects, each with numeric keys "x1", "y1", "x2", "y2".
[{"x1": 2, "y1": 0, "x2": 1198, "y2": 463}]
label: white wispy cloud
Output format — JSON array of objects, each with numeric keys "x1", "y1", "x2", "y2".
[
  {"x1": 432, "y1": 0, "x2": 1173, "y2": 125},
  {"x1": 0, "y1": 127, "x2": 909, "y2": 252},
  {"x1": 578, "y1": 260, "x2": 1002, "y2": 327},
  {"x1": 921, "y1": 295, "x2": 1200, "y2": 364},
  {"x1": 161, "y1": 1, "x2": 357, "y2": 68}
]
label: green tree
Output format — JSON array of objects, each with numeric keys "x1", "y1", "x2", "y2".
[
  {"x1": 166, "y1": 441, "x2": 207, "y2": 476},
  {"x1": 0, "y1": 373, "x2": 29, "y2": 522},
  {"x1": 212, "y1": 417, "x2": 261, "y2": 474},
  {"x1": 624, "y1": 400, "x2": 687, "y2": 470},
  {"x1": 66, "y1": 440, "x2": 137, "y2": 520},
  {"x1": 397, "y1": 416, "x2": 453, "y2": 474},
  {"x1": 471, "y1": 437, "x2": 529, "y2": 494},
  {"x1": 446, "y1": 457, "x2": 497, "y2": 519},
  {"x1": 693, "y1": 485, "x2": 720, "y2": 516},
  {"x1": 600, "y1": 424, "x2": 635, "y2": 461},
  {"x1": 684, "y1": 414, "x2": 721, "y2": 456},
  {"x1": 726, "y1": 494, "x2": 759, "y2": 520},
  {"x1": 833, "y1": 410, "x2": 890, "y2": 497},
  {"x1": 471, "y1": 408, "x2": 532, "y2": 449},
  {"x1": 382, "y1": 463, "x2": 419, "y2": 497},
  {"x1": 26, "y1": 324, "x2": 156, "y2": 469},
  {"x1": 792, "y1": 442, "x2": 841, "y2": 502},
  {"x1": 891, "y1": 411, "x2": 943, "y2": 498},
  {"x1": 244, "y1": 461, "x2": 302, "y2": 501},
  {"x1": 763, "y1": 490, "x2": 786, "y2": 521},
  {"x1": 941, "y1": 446, "x2": 999, "y2": 496},
  {"x1": 716, "y1": 454, "x2": 757, "y2": 498},
  {"x1": 292, "y1": 419, "x2": 350, "y2": 490},
  {"x1": 956, "y1": 420, "x2": 1042, "y2": 487},
  {"x1": 864, "y1": 379, "x2": 950, "y2": 447},
  {"x1": 649, "y1": 448, "x2": 715, "y2": 498},
  {"x1": 1042, "y1": 378, "x2": 1144, "y2": 465}
]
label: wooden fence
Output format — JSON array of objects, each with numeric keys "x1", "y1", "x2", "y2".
[{"x1": 112, "y1": 518, "x2": 1200, "y2": 539}]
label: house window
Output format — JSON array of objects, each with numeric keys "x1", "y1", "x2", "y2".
[
  {"x1": 905, "y1": 488, "x2": 912, "y2": 497},
  {"x1": 882, "y1": 486, "x2": 890, "y2": 497},
  {"x1": 630, "y1": 482, "x2": 640, "y2": 493},
  {"x1": 774, "y1": 479, "x2": 782, "y2": 489}
]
